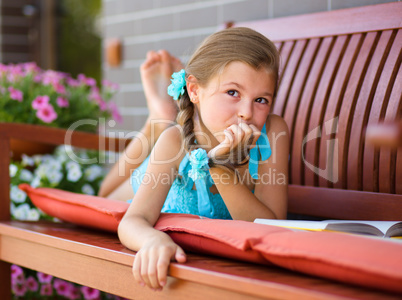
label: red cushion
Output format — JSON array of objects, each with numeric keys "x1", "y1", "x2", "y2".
[
  {"x1": 155, "y1": 213, "x2": 402, "y2": 294},
  {"x1": 21, "y1": 184, "x2": 402, "y2": 293},
  {"x1": 19, "y1": 184, "x2": 129, "y2": 232}
]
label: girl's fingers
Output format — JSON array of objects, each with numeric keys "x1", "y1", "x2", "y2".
[
  {"x1": 239, "y1": 123, "x2": 254, "y2": 145},
  {"x1": 208, "y1": 129, "x2": 234, "y2": 158},
  {"x1": 147, "y1": 250, "x2": 161, "y2": 289},
  {"x1": 156, "y1": 250, "x2": 171, "y2": 288},
  {"x1": 132, "y1": 254, "x2": 145, "y2": 287},
  {"x1": 248, "y1": 124, "x2": 261, "y2": 147},
  {"x1": 139, "y1": 252, "x2": 154, "y2": 289},
  {"x1": 175, "y1": 246, "x2": 187, "y2": 263},
  {"x1": 227, "y1": 124, "x2": 244, "y2": 148},
  {"x1": 135, "y1": 252, "x2": 149, "y2": 287}
]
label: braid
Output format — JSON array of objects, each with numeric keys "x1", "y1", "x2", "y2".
[{"x1": 177, "y1": 91, "x2": 196, "y2": 152}]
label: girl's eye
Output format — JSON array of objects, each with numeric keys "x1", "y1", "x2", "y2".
[
  {"x1": 255, "y1": 98, "x2": 269, "y2": 104},
  {"x1": 227, "y1": 90, "x2": 239, "y2": 97}
]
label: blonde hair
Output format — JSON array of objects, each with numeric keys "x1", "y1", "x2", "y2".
[{"x1": 177, "y1": 27, "x2": 280, "y2": 168}]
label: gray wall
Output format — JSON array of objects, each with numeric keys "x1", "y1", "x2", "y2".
[{"x1": 101, "y1": 0, "x2": 397, "y2": 133}]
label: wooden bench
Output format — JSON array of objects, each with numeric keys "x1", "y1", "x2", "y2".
[{"x1": 1, "y1": 2, "x2": 401, "y2": 299}]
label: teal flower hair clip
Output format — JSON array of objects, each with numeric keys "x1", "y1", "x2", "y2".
[
  {"x1": 188, "y1": 148, "x2": 214, "y2": 217},
  {"x1": 167, "y1": 69, "x2": 186, "y2": 100},
  {"x1": 188, "y1": 148, "x2": 210, "y2": 181}
]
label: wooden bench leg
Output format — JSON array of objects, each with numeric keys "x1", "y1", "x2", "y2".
[{"x1": 0, "y1": 261, "x2": 11, "y2": 299}]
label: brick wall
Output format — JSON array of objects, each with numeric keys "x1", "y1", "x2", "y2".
[{"x1": 101, "y1": 0, "x2": 398, "y2": 134}]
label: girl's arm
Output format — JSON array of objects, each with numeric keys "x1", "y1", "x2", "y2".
[
  {"x1": 210, "y1": 114, "x2": 289, "y2": 221},
  {"x1": 118, "y1": 126, "x2": 186, "y2": 290}
]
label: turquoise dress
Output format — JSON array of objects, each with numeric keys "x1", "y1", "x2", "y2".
[{"x1": 130, "y1": 124, "x2": 271, "y2": 220}]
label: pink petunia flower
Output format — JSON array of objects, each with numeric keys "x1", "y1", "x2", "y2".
[
  {"x1": 89, "y1": 87, "x2": 108, "y2": 111},
  {"x1": 36, "y1": 104, "x2": 57, "y2": 123},
  {"x1": 37, "y1": 271, "x2": 53, "y2": 283},
  {"x1": 108, "y1": 102, "x2": 122, "y2": 123},
  {"x1": 67, "y1": 77, "x2": 80, "y2": 87},
  {"x1": 54, "y1": 278, "x2": 71, "y2": 297},
  {"x1": 7, "y1": 65, "x2": 23, "y2": 82},
  {"x1": 80, "y1": 286, "x2": 101, "y2": 300},
  {"x1": 40, "y1": 283, "x2": 53, "y2": 296},
  {"x1": 25, "y1": 276, "x2": 39, "y2": 292},
  {"x1": 53, "y1": 82, "x2": 66, "y2": 94},
  {"x1": 8, "y1": 87, "x2": 23, "y2": 102},
  {"x1": 21, "y1": 62, "x2": 40, "y2": 74},
  {"x1": 12, "y1": 282, "x2": 27, "y2": 297},
  {"x1": 41, "y1": 70, "x2": 65, "y2": 86},
  {"x1": 66, "y1": 284, "x2": 81, "y2": 300},
  {"x1": 102, "y1": 79, "x2": 119, "y2": 91},
  {"x1": 78, "y1": 73, "x2": 96, "y2": 86},
  {"x1": 11, "y1": 265, "x2": 24, "y2": 284},
  {"x1": 32, "y1": 95, "x2": 50, "y2": 110},
  {"x1": 89, "y1": 86, "x2": 101, "y2": 101},
  {"x1": 56, "y1": 96, "x2": 69, "y2": 108}
]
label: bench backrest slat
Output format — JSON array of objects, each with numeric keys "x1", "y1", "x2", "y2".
[{"x1": 236, "y1": 2, "x2": 402, "y2": 220}]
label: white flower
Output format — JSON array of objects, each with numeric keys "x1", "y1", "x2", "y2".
[
  {"x1": 35, "y1": 164, "x2": 48, "y2": 178},
  {"x1": 57, "y1": 145, "x2": 74, "y2": 157},
  {"x1": 81, "y1": 183, "x2": 95, "y2": 195},
  {"x1": 9, "y1": 164, "x2": 18, "y2": 177},
  {"x1": 27, "y1": 208, "x2": 40, "y2": 221},
  {"x1": 30, "y1": 176, "x2": 41, "y2": 188},
  {"x1": 35, "y1": 159, "x2": 62, "y2": 179},
  {"x1": 10, "y1": 202, "x2": 16, "y2": 215},
  {"x1": 84, "y1": 165, "x2": 103, "y2": 181},
  {"x1": 54, "y1": 145, "x2": 71, "y2": 163},
  {"x1": 19, "y1": 169, "x2": 33, "y2": 182},
  {"x1": 10, "y1": 186, "x2": 27, "y2": 203},
  {"x1": 21, "y1": 154, "x2": 34, "y2": 167},
  {"x1": 32, "y1": 155, "x2": 42, "y2": 165},
  {"x1": 13, "y1": 204, "x2": 30, "y2": 220},
  {"x1": 67, "y1": 167, "x2": 82, "y2": 182},
  {"x1": 66, "y1": 161, "x2": 80, "y2": 171},
  {"x1": 41, "y1": 154, "x2": 54, "y2": 164},
  {"x1": 80, "y1": 152, "x2": 89, "y2": 159},
  {"x1": 44, "y1": 158, "x2": 62, "y2": 172},
  {"x1": 47, "y1": 170, "x2": 63, "y2": 185}
]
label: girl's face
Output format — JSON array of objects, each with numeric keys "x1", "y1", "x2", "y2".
[{"x1": 191, "y1": 61, "x2": 275, "y2": 145}]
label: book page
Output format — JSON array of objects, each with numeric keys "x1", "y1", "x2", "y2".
[
  {"x1": 254, "y1": 219, "x2": 328, "y2": 231},
  {"x1": 325, "y1": 220, "x2": 402, "y2": 236},
  {"x1": 254, "y1": 219, "x2": 402, "y2": 236}
]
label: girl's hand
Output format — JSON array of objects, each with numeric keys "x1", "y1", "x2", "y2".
[
  {"x1": 133, "y1": 236, "x2": 186, "y2": 291},
  {"x1": 208, "y1": 123, "x2": 261, "y2": 159}
]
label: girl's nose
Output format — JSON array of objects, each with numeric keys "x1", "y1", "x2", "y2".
[{"x1": 238, "y1": 101, "x2": 253, "y2": 120}]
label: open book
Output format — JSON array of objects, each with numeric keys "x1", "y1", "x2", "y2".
[{"x1": 254, "y1": 219, "x2": 402, "y2": 238}]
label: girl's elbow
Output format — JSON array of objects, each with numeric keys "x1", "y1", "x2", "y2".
[{"x1": 117, "y1": 217, "x2": 129, "y2": 246}]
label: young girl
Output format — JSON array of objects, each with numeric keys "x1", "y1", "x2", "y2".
[{"x1": 117, "y1": 27, "x2": 289, "y2": 291}]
